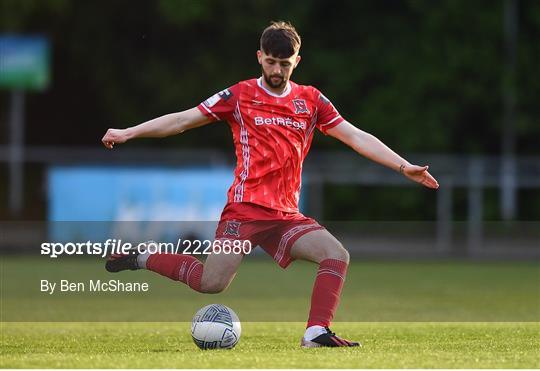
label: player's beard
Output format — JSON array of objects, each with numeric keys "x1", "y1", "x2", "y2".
[{"x1": 263, "y1": 70, "x2": 286, "y2": 90}]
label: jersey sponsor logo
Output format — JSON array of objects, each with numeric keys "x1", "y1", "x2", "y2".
[
  {"x1": 254, "y1": 116, "x2": 306, "y2": 130},
  {"x1": 292, "y1": 99, "x2": 310, "y2": 114}
]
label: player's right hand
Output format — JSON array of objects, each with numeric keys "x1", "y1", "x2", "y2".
[{"x1": 102, "y1": 128, "x2": 129, "y2": 149}]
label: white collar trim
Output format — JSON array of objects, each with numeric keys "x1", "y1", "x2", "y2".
[{"x1": 257, "y1": 77, "x2": 292, "y2": 98}]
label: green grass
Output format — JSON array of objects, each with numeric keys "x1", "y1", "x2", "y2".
[
  {"x1": 1, "y1": 322, "x2": 539, "y2": 368},
  {"x1": 1, "y1": 257, "x2": 539, "y2": 368},
  {"x1": 2, "y1": 258, "x2": 539, "y2": 322}
]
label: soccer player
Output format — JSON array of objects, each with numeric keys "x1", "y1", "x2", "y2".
[{"x1": 102, "y1": 21, "x2": 439, "y2": 347}]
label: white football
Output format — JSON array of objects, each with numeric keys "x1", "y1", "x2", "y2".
[{"x1": 191, "y1": 304, "x2": 241, "y2": 350}]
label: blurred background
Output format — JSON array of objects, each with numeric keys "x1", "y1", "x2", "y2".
[{"x1": 1, "y1": 0, "x2": 539, "y2": 260}]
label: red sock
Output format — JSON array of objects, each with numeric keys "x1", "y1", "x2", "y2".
[
  {"x1": 146, "y1": 254, "x2": 203, "y2": 292},
  {"x1": 307, "y1": 258, "x2": 348, "y2": 328}
]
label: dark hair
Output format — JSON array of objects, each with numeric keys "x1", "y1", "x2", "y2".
[{"x1": 260, "y1": 21, "x2": 301, "y2": 58}]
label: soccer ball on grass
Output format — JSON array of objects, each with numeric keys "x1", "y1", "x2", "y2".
[{"x1": 191, "y1": 304, "x2": 241, "y2": 350}]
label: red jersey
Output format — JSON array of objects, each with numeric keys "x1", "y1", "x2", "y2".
[{"x1": 197, "y1": 78, "x2": 344, "y2": 213}]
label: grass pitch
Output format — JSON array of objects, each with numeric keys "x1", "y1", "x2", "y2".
[
  {"x1": 2, "y1": 322, "x2": 538, "y2": 368},
  {"x1": 1, "y1": 257, "x2": 539, "y2": 368}
]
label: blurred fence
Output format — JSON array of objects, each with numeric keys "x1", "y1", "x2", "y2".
[
  {"x1": 304, "y1": 152, "x2": 540, "y2": 259},
  {"x1": 1, "y1": 146, "x2": 539, "y2": 259}
]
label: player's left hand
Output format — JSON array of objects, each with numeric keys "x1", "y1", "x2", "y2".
[{"x1": 402, "y1": 165, "x2": 439, "y2": 189}]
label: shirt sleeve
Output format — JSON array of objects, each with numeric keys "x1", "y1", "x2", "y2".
[
  {"x1": 197, "y1": 84, "x2": 239, "y2": 122},
  {"x1": 315, "y1": 90, "x2": 345, "y2": 135}
]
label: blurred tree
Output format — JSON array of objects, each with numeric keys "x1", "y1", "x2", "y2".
[
  {"x1": 1, "y1": 0, "x2": 538, "y2": 154},
  {"x1": 1, "y1": 0, "x2": 538, "y2": 220}
]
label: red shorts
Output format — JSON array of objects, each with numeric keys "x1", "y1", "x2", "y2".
[{"x1": 214, "y1": 202, "x2": 324, "y2": 268}]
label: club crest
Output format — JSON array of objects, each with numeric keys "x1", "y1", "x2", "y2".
[
  {"x1": 223, "y1": 221, "x2": 241, "y2": 237},
  {"x1": 292, "y1": 99, "x2": 310, "y2": 114}
]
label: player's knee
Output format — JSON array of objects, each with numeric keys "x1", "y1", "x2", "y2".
[
  {"x1": 340, "y1": 247, "x2": 350, "y2": 264},
  {"x1": 200, "y1": 279, "x2": 229, "y2": 294},
  {"x1": 324, "y1": 243, "x2": 350, "y2": 264},
  {"x1": 199, "y1": 283, "x2": 225, "y2": 294},
  {"x1": 334, "y1": 246, "x2": 350, "y2": 264}
]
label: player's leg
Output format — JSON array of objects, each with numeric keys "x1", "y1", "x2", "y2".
[
  {"x1": 199, "y1": 249, "x2": 244, "y2": 293},
  {"x1": 289, "y1": 228, "x2": 349, "y2": 263},
  {"x1": 106, "y1": 243, "x2": 243, "y2": 294},
  {"x1": 289, "y1": 229, "x2": 359, "y2": 347},
  {"x1": 290, "y1": 229, "x2": 349, "y2": 330}
]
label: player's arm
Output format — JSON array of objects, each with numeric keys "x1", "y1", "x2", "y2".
[
  {"x1": 326, "y1": 121, "x2": 439, "y2": 189},
  {"x1": 101, "y1": 107, "x2": 212, "y2": 149}
]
